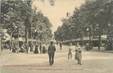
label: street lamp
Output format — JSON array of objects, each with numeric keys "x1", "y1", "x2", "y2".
[
  {"x1": 86, "y1": 26, "x2": 92, "y2": 50},
  {"x1": 86, "y1": 27, "x2": 90, "y2": 40},
  {"x1": 86, "y1": 27, "x2": 89, "y2": 33},
  {"x1": 95, "y1": 24, "x2": 101, "y2": 51},
  {"x1": 106, "y1": 23, "x2": 113, "y2": 50},
  {"x1": 86, "y1": 27, "x2": 90, "y2": 50}
]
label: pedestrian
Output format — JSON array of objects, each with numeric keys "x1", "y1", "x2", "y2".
[
  {"x1": 59, "y1": 42, "x2": 62, "y2": 50},
  {"x1": 48, "y1": 41, "x2": 56, "y2": 66},
  {"x1": 39, "y1": 43, "x2": 42, "y2": 54},
  {"x1": 19, "y1": 44, "x2": 25, "y2": 53},
  {"x1": 75, "y1": 48, "x2": 82, "y2": 65},
  {"x1": 29, "y1": 42, "x2": 33, "y2": 52},
  {"x1": 68, "y1": 43, "x2": 73, "y2": 60},
  {"x1": 75, "y1": 49, "x2": 78, "y2": 60},
  {"x1": 34, "y1": 45, "x2": 39, "y2": 54},
  {"x1": 25, "y1": 43, "x2": 29, "y2": 53},
  {"x1": 12, "y1": 44, "x2": 16, "y2": 53},
  {"x1": 15, "y1": 45, "x2": 19, "y2": 53},
  {"x1": 68, "y1": 48, "x2": 72, "y2": 60},
  {"x1": 42, "y1": 45, "x2": 46, "y2": 54}
]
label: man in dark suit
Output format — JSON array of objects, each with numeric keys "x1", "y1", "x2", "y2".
[{"x1": 48, "y1": 41, "x2": 56, "y2": 66}]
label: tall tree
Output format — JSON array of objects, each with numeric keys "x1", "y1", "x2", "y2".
[
  {"x1": 55, "y1": 0, "x2": 113, "y2": 50},
  {"x1": 1, "y1": 0, "x2": 53, "y2": 44}
]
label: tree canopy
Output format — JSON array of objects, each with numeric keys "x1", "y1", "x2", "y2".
[
  {"x1": 54, "y1": 0, "x2": 113, "y2": 50},
  {"x1": 1, "y1": 0, "x2": 52, "y2": 43}
]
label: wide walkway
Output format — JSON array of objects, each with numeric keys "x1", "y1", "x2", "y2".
[{"x1": 0, "y1": 46, "x2": 113, "y2": 73}]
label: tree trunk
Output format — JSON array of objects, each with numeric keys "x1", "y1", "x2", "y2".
[{"x1": 25, "y1": 27, "x2": 28, "y2": 44}]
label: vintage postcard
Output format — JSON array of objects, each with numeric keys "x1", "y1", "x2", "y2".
[{"x1": 0, "y1": 0, "x2": 113, "y2": 73}]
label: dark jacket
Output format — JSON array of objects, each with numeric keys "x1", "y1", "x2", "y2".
[{"x1": 48, "y1": 45, "x2": 56, "y2": 54}]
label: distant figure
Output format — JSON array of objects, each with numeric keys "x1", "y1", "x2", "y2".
[
  {"x1": 25, "y1": 44, "x2": 29, "y2": 53},
  {"x1": 59, "y1": 42, "x2": 62, "y2": 50},
  {"x1": 34, "y1": 45, "x2": 39, "y2": 54},
  {"x1": 75, "y1": 48, "x2": 82, "y2": 65},
  {"x1": 42, "y1": 45, "x2": 46, "y2": 54},
  {"x1": 12, "y1": 47, "x2": 16, "y2": 53},
  {"x1": 39, "y1": 43, "x2": 42, "y2": 54},
  {"x1": 9, "y1": 44, "x2": 12, "y2": 51},
  {"x1": 48, "y1": 41, "x2": 56, "y2": 66},
  {"x1": 19, "y1": 44, "x2": 25, "y2": 53},
  {"x1": 30, "y1": 42, "x2": 33, "y2": 52},
  {"x1": 68, "y1": 48, "x2": 72, "y2": 60},
  {"x1": 15, "y1": 45, "x2": 19, "y2": 53},
  {"x1": 12, "y1": 44, "x2": 16, "y2": 53}
]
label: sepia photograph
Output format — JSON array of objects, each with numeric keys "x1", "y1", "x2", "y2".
[{"x1": 0, "y1": 0, "x2": 113, "y2": 73}]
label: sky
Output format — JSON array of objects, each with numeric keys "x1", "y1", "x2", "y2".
[{"x1": 32, "y1": 0, "x2": 85, "y2": 32}]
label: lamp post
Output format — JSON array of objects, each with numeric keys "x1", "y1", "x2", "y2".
[
  {"x1": 96, "y1": 24, "x2": 101, "y2": 51},
  {"x1": 86, "y1": 27, "x2": 90, "y2": 50},
  {"x1": 86, "y1": 26, "x2": 92, "y2": 50},
  {"x1": 107, "y1": 23, "x2": 113, "y2": 50}
]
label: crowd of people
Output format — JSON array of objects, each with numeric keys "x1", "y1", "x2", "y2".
[
  {"x1": 1, "y1": 41, "x2": 82, "y2": 66},
  {"x1": 4, "y1": 42, "x2": 47, "y2": 54}
]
